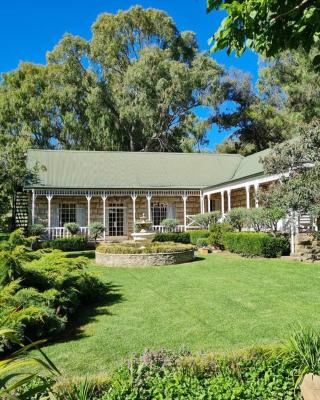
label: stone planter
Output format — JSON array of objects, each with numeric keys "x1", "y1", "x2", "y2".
[
  {"x1": 301, "y1": 373, "x2": 320, "y2": 399},
  {"x1": 96, "y1": 249, "x2": 194, "y2": 267}
]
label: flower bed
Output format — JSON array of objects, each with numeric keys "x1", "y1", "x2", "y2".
[{"x1": 96, "y1": 242, "x2": 195, "y2": 267}]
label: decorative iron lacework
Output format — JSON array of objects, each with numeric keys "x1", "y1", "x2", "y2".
[{"x1": 31, "y1": 189, "x2": 202, "y2": 197}]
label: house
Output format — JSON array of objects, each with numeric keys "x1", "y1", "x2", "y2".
[{"x1": 25, "y1": 148, "x2": 287, "y2": 240}]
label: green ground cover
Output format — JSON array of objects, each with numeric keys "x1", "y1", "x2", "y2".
[{"x1": 38, "y1": 253, "x2": 320, "y2": 376}]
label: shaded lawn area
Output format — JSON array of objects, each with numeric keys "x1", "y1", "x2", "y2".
[{"x1": 42, "y1": 253, "x2": 320, "y2": 376}]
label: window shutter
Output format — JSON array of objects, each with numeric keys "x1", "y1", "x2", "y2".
[
  {"x1": 167, "y1": 204, "x2": 176, "y2": 219},
  {"x1": 76, "y1": 204, "x2": 87, "y2": 227}
]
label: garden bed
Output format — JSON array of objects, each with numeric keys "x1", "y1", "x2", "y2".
[{"x1": 96, "y1": 242, "x2": 195, "y2": 267}]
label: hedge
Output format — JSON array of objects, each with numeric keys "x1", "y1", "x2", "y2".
[
  {"x1": 223, "y1": 232, "x2": 290, "y2": 258},
  {"x1": 189, "y1": 230, "x2": 210, "y2": 245},
  {"x1": 153, "y1": 232, "x2": 190, "y2": 244},
  {"x1": 43, "y1": 236, "x2": 93, "y2": 252}
]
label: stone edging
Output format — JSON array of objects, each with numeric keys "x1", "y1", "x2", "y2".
[{"x1": 95, "y1": 249, "x2": 194, "y2": 267}]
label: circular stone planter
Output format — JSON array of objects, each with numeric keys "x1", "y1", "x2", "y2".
[{"x1": 95, "y1": 249, "x2": 194, "y2": 267}]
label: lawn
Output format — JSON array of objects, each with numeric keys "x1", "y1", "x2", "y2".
[{"x1": 42, "y1": 253, "x2": 320, "y2": 376}]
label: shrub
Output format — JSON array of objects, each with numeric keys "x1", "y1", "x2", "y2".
[
  {"x1": 264, "y1": 207, "x2": 286, "y2": 232},
  {"x1": 101, "y1": 347, "x2": 299, "y2": 399},
  {"x1": 29, "y1": 224, "x2": 46, "y2": 237},
  {"x1": 90, "y1": 222, "x2": 105, "y2": 242},
  {"x1": 189, "y1": 230, "x2": 210, "y2": 245},
  {"x1": 161, "y1": 218, "x2": 179, "y2": 232},
  {"x1": 196, "y1": 238, "x2": 209, "y2": 248},
  {"x1": 153, "y1": 232, "x2": 190, "y2": 244},
  {"x1": 96, "y1": 242, "x2": 194, "y2": 254},
  {"x1": 247, "y1": 208, "x2": 268, "y2": 232},
  {"x1": 193, "y1": 211, "x2": 221, "y2": 228},
  {"x1": 0, "y1": 249, "x2": 107, "y2": 351},
  {"x1": 43, "y1": 236, "x2": 90, "y2": 252},
  {"x1": 225, "y1": 208, "x2": 249, "y2": 231},
  {"x1": 223, "y1": 232, "x2": 290, "y2": 258},
  {"x1": 64, "y1": 222, "x2": 80, "y2": 236},
  {"x1": 208, "y1": 222, "x2": 234, "y2": 249}
]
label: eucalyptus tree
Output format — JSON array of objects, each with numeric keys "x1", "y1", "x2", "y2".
[{"x1": 0, "y1": 6, "x2": 226, "y2": 153}]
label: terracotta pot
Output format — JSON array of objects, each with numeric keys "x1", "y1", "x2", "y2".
[
  {"x1": 198, "y1": 248, "x2": 210, "y2": 254},
  {"x1": 301, "y1": 373, "x2": 320, "y2": 400}
]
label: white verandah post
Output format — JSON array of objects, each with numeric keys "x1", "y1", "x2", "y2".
[
  {"x1": 31, "y1": 190, "x2": 36, "y2": 225},
  {"x1": 200, "y1": 194, "x2": 205, "y2": 214},
  {"x1": 221, "y1": 191, "x2": 225, "y2": 217},
  {"x1": 46, "y1": 194, "x2": 53, "y2": 239},
  {"x1": 245, "y1": 185, "x2": 251, "y2": 209},
  {"x1": 182, "y1": 193, "x2": 188, "y2": 232},
  {"x1": 227, "y1": 188, "x2": 231, "y2": 212},
  {"x1": 102, "y1": 195, "x2": 108, "y2": 241},
  {"x1": 131, "y1": 193, "x2": 137, "y2": 231},
  {"x1": 86, "y1": 195, "x2": 92, "y2": 236},
  {"x1": 254, "y1": 183, "x2": 259, "y2": 208},
  {"x1": 146, "y1": 193, "x2": 152, "y2": 221},
  {"x1": 207, "y1": 194, "x2": 211, "y2": 212}
]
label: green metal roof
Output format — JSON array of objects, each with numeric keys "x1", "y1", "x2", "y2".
[{"x1": 26, "y1": 149, "x2": 245, "y2": 190}]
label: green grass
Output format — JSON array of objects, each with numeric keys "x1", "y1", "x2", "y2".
[{"x1": 42, "y1": 253, "x2": 320, "y2": 376}]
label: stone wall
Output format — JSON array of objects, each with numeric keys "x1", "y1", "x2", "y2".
[{"x1": 95, "y1": 249, "x2": 195, "y2": 267}]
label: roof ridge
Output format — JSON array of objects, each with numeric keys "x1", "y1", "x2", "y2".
[{"x1": 27, "y1": 149, "x2": 244, "y2": 158}]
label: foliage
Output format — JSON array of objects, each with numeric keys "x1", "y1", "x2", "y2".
[
  {"x1": 29, "y1": 223, "x2": 45, "y2": 237},
  {"x1": 0, "y1": 7, "x2": 226, "y2": 154},
  {"x1": 90, "y1": 222, "x2": 105, "y2": 243},
  {"x1": 97, "y1": 242, "x2": 194, "y2": 254},
  {"x1": 0, "y1": 328, "x2": 60, "y2": 399},
  {"x1": 153, "y1": 232, "x2": 190, "y2": 244},
  {"x1": 208, "y1": 222, "x2": 233, "y2": 249},
  {"x1": 193, "y1": 211, "x2": 221, "y2": 228},
  {"x1": 189, "y1": 229, "x2": 210, "y2": 245},
  {"x1": 100, "y1": 347, "x2": 298, "y2": 399},
  {"x1": 64, "y1": 223, "x2": 80, "y2": 236},
  {"x1": 282, "y1": 327, "x2": 320, "y2": 377},
  {"x1": 160, "y1": 218, "x2": 179, "y2": 232},
  {"x1": 207, "y1": 0, "x2": 320, "y2": 69},
  {"x1": 263, "y1": 119, "x2": 320, "y2": 216},
  {"x1": 0, "y1": 244, "x2": 107, "y2": 350},
  {"x1": 196, "y1": 238, "x2": 209, "y2": 248},
  {"x1": 223, "y1": 232, "x2": 290, "y2": 258},
  {"x1": 43, "y1": 237, "x2": 90, "y2": 252},
  {"x1": 225, "y1": 207, "x2": 249, "y2": 231},
  {"x1": 246, "y1": 207, "x2": 268, "y2": 232}
]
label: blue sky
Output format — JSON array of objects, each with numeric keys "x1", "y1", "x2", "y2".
[{"x1": 0, "y1": 0, "x2": 259, "y2": 149}]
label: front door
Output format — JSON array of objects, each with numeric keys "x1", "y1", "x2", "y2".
[{"x1": 108, "y1": 204, "x2": 127, "y2": 237}]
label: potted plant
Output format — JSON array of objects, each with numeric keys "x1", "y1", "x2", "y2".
[
  {"x1": 196, "y1": 238, "x2": 211, "y2": 254},
  {"x1": 90, "y1": 222, "x2": 105, "y2": 243},
  {"x1": 161, "y1": 218, "x2": 179, "y2": 232},
  {"x1": 64, "y1": 222, "x2": 80, "y2": 236}
]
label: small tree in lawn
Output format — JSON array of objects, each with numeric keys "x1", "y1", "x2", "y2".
[
  {"x1": 194, "y1": 211, "x2": 221, "y2": 229},
  {"x1": 90, "y1": 222, "x2": 105, "y2": 243},
  {"x1": 225, "y1": 208, "x2": 249, "y2": 232},
  {"x1": 247, "y1": 208, "x2": 267, "y2": 232},
  {"x1": 64, "y1": 222, "x2": 80, "y2": 236}
]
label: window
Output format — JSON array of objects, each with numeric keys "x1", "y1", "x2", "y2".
[
  {"x1": 151, "y1": 203, "x2": 167, "y2": 225},
  {"x1": 59, "y1": 203, "x2": 76, "y2": 226}
]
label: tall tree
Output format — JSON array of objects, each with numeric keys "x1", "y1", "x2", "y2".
[
  {"x1": 207, "y1": 0, "x2": 320, "y2": 68},
  {"x1": 0, "y1": 6, "x2": 226, "y2": 153}
]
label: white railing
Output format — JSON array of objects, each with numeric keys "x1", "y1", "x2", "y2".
[
  {"x1": 46, "y1": 227, "x2": 89, "y2": 240},
  {"x1": 152, "y1": 225, "x2": 185, "y2": 233},
  {"x1": 186, "y1": 215, "x2": 202, "y2": 230}
]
